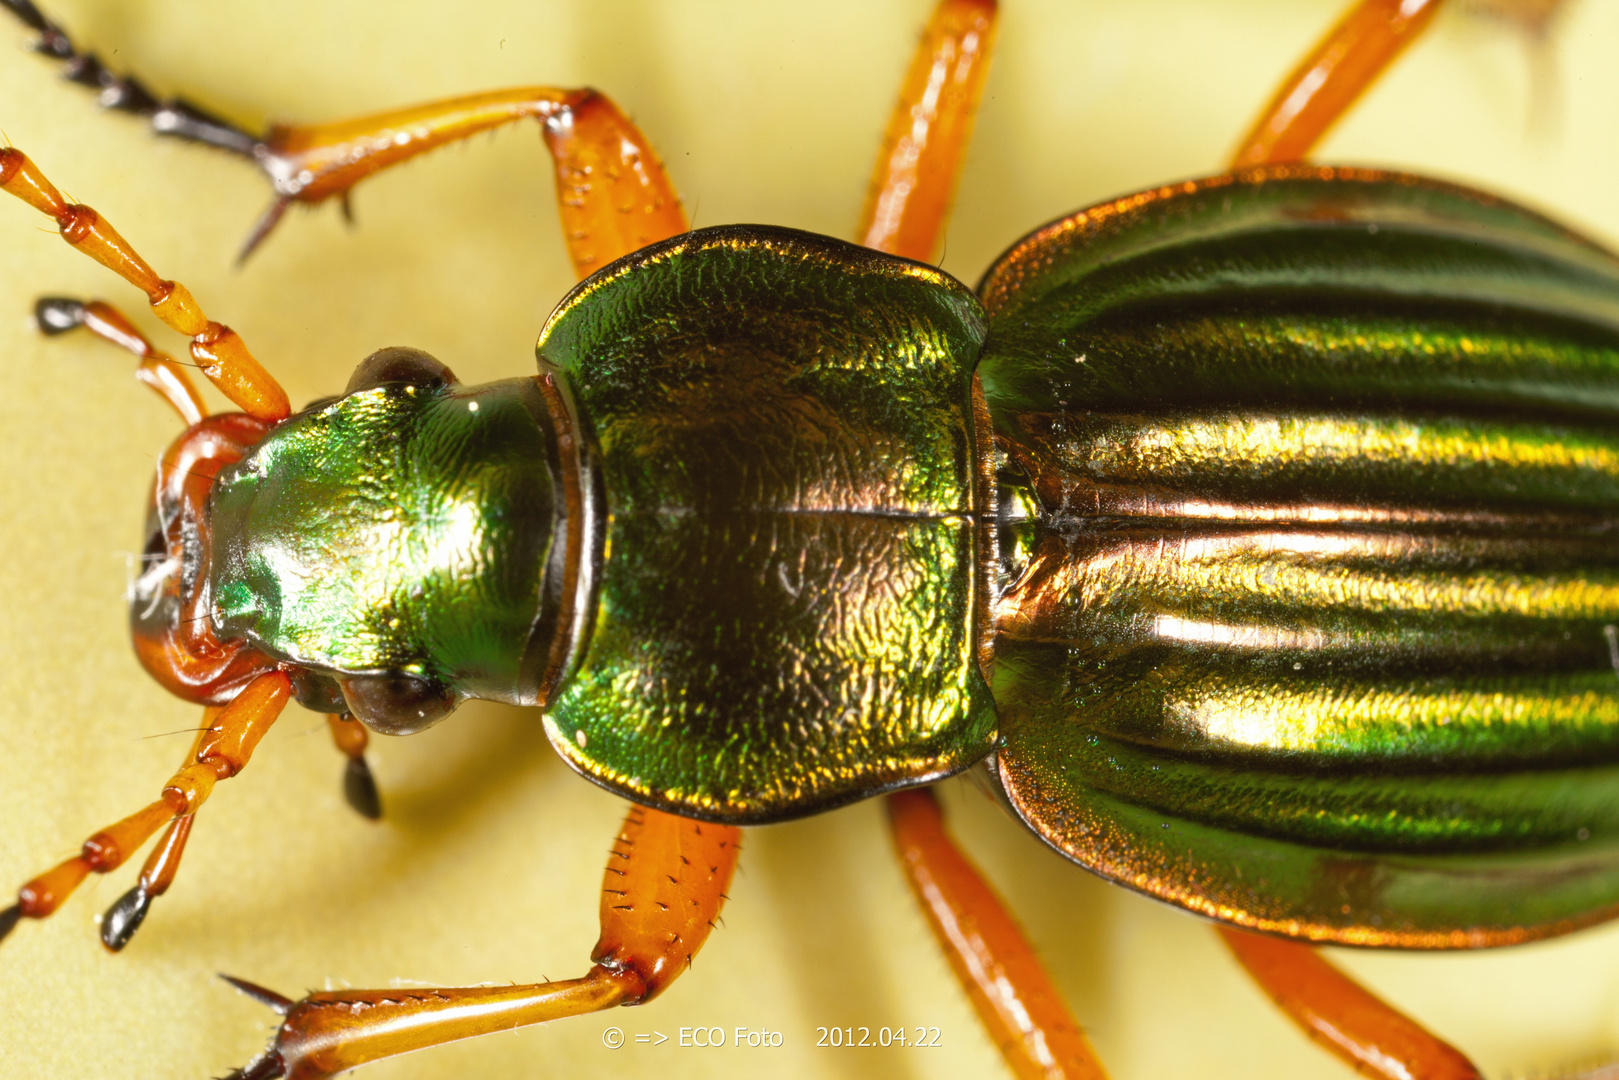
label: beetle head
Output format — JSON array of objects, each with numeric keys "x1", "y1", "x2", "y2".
[{"x1": 130, "y1": 413, "x2": 280, "y2": 704}]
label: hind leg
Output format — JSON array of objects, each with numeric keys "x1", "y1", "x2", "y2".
[{"x1": 1230, "y1": 0, "x2": 1446, "y2": 166}]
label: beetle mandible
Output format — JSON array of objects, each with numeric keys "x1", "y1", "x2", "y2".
[{"x1": 3, "y1": 1, "x2": 1619, "y2": 1078}]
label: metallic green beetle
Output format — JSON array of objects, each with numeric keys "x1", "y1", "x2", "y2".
[{"x1": 200, "y1": 163, "x2": 1619, "y2": 947}]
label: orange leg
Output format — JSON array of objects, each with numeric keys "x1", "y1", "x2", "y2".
[
  {"x1": 1219, "y1": 926, "x2": 1480, "y2": 1080},
  {"x1": 34, "y1": 296, "x2": 207, "y2": 426},
  {"x1": 223, "y1": 805, "x2": 740, "y2": 1080},
  {"x1": 0, "y1": 148, "x2": 289, "y2": 422},
  {"x1": 887, "y1": 789, "x2": 1108, "y2": 1080},
  {"x1": 243, "y1": 87, "x2": 687, "y2": 275},
  {"x1": 0, "y1": 672, "x2": 293, "y2": 951},
  {"x1": 1230, "y1": 0, "x2": 1446, "y2": 167},
  {"x1": 541, "y1": 91, "x2": 690, "y2": 275},
  {"x1": 8, "y1": 4, "x2": 689, "y2": 271},
  {"x1": 325, "y1": 713, "x2": 382, "y2": 821},
  {"x1": 857, "y1": 0, "x2": 998, "y2": 263}
]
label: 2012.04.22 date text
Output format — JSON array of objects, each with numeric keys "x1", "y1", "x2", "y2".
[{"x1": 816, "y1": 1026, "x2": 943, "y2": 1048}]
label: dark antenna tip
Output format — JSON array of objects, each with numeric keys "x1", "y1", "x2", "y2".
[
  {"x1": 33, "y1": 296, "x2": 86, "y2": 335},
  {"x1": 0, "y1": 902, "x2": 22, "y2": 945},
  {"x1": 99, "y1": 882, "x2": 151, "y2": 952}
]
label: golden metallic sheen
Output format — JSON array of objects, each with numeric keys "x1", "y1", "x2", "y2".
[
  {"x1": 978, "y1": 168, "x2": 1619, "y2": 946},
  {"x1": 536, "y1": 226, "x2": 997, "y2": 823}
]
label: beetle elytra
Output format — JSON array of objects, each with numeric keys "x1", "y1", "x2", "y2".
[{"x1": 4, "y1": 1, "x2": 1619, "y2": 1077}]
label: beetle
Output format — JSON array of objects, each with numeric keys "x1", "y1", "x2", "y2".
[{"x1": 3, "y1": 1, "x2": 1619, "y2": 1078}]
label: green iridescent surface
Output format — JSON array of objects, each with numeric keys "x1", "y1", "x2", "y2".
[
  {"x1": 197, "y1": 170, "x2": 1619, "y2": 942},
  {"x1": 210, "y1": 378, "x2": 560, "y2": 711},
  {"x1": 978, "y1": 167, "x2": 1619, "y2": 944},
  {"x1": 536, "y1": 225, "x2": 996, "y2": 822}
]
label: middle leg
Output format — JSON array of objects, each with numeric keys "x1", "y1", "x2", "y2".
[
  {"x1": 857, "y1": 0, "x2": 998, "y2": 263},
  {"x1": 888, "y1": 789, "x2": 1109, "y2": 1080},
  {"x1": 861, "y1": 6, "x2": 1107, "y2": 1076}
]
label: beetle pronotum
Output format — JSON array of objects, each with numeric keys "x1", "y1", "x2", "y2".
[{"x1": 2, "y1": 1, "x2": 1619, "y2": 1077}]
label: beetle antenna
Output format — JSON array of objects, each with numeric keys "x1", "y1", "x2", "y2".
[
  {"x1": 32, "y1": 296, "x2": 210, "y2": 425},
  {"x1": 1, "y1": 148, "x2": 291, "y2": 421}
]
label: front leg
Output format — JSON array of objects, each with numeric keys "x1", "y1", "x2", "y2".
[
  {"x1": 226, "y1": 805, "x2": 740, "y2": 1079},
  {"x1": 4, "y1": 1, "x2": 687, "y2": 270}
]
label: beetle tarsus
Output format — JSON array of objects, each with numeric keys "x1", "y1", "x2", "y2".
[
  {"x1": 0, "y1": 902, "x2": 21, "y2": 944},
  {"x1": 218, "y1": 1049, "x2": 287, "y2": 1080},
  {"x1": 343, "y1": 756, "x2": 383, "y2": 820},
  {"x1": 99, "y1": 882, "x2": 151, "y2": 952},
  {"x1": 2, "y1": 0, "x2": 47, "y2": 32},
  {"x1": 219, "y1": 974, "x2": 295, "y2": 1015},
  {"x1": 2, "y1": 0, "x2": 265, "y2": 159}
]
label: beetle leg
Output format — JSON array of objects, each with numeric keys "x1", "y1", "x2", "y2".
[
  {"x1": 0, "y1": 672, "x2": 293, "y2": 952},
  {"x1": 887, "y1": 788, "x2": 1109, "y2": 1080},
  {"x1": 325, "y1": 713, "x2": 382, "y2": 821},
  {"x1": 222, "y1": 805, "x2": 740, "y2": 1080},
  {"x1": 539, "y1": 90, "x2": 690, "y2": 273},
  {"x1": 3, "y1": 0, "x2": 263, "y2": 158},
  {"x1": 237, "y1": 87, "x2": 687, "y2": 273},
  {"x1": 1230, "y1": 0, "x2": 1446, "y2": 167},
  {"x1": 7, "y1": 5, "x2": 691, "y2": 271},
  {"x1": 0, "y1": 147, "x2": 290, "y2": 422},
  {"x1": 857, "y1": 0, "x2": 998, "y2": 263},
  {"x1": 32, "y1": 295, "x2": 208, "y2": 426},
  {"x1": 1219, "y1": 926, "x2": 1481, "y2": 1080}
]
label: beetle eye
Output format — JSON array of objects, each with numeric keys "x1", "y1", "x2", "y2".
[
  {"x1": 345, "y1": 346, "x2": 458, "y2": 394},
  {"x1": 337, "y1": 672, "x2": 459, "y2": 735}
]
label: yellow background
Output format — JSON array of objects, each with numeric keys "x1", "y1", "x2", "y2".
[{"x1": 3, "y1": 1, "x2": 1619, "y2": 1077}]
